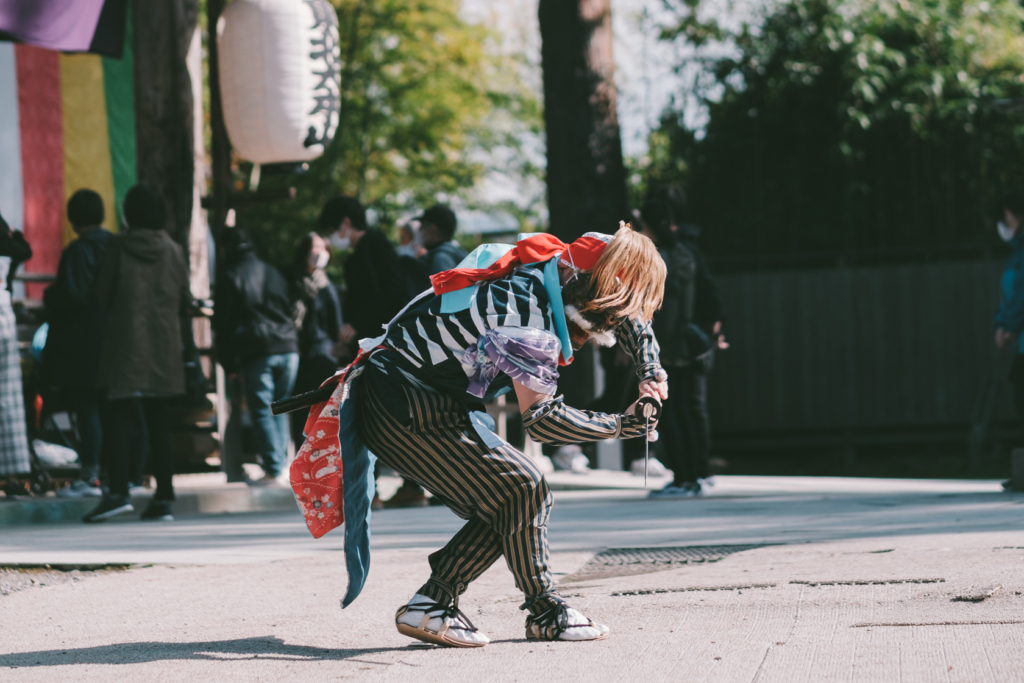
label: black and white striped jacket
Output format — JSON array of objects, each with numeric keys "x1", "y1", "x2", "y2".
[{"x1": 378, "y1": 263, "x2": 662, "y2": 403}]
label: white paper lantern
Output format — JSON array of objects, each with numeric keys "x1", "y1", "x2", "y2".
[{"x1": 218, "y1": 0, "x2": 341, "y2": 164}]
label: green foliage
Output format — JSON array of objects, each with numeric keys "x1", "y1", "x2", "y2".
[
  {"x1": 235, "y1": 0, "x2": 542, "y2": 267},
  {"x1": 643, "y1": 0, "x2": 1024, "y2": 258}
]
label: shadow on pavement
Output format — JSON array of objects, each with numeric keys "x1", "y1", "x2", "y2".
[{"x1": 0, "y1": 636, "x2": 418, "y2": 668}]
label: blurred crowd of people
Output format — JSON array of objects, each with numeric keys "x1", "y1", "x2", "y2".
[
  {"x1": 0, "y1": 186, "x2": 470, "y2": 518},
  {"x1": 1, "y1": 173, "x2": 745, "y2": 514},
  {"x1": 1, "y1": 186, "x2": 192, "y2": 522},
  {"x1": 7, "y1": 175, "x2": 1024, "y2": 518}
]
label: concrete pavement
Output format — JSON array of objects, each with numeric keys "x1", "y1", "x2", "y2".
[
  {"x1": 0, "y1": 469, "x2": 672, "y2": 527},
  {"x1": 1, "y1": 475, "x2": 1023, "y2": 682}
]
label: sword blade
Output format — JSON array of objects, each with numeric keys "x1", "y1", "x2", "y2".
[{"x1": 645, "y1": 416, "x2": 650, "y2": 488}]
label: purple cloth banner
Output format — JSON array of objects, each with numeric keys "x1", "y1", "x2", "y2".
[{"x1": 0, "y1": 0, "x2": 125, "y2": 56}]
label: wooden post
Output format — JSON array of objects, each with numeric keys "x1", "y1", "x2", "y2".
[
  {"x1": 538, "y1": 0, "x2": 628, "y2": 242},
  {"x1": 205, "y1": 0, "x2": 244, "y2": 478},
  {"x1": 538, "y1": 0, "x2": 627, "y2": 415},
  {"x1": 207, "y1": 0, "x2": 233, "y2": 242},
  {"x1": 133, "y1": 0, "x2": 198, "y2": 245}
]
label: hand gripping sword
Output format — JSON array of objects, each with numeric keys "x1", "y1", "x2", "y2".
[{"x1": 634, "y1": 396, "x2": 662, "y2": 488}]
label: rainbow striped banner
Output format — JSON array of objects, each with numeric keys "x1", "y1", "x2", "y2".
[{"x1": 0, "y1": 9, "x2": 135, "y2": 294}]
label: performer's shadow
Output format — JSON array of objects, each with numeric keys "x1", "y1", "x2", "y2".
[{"x1": 0, "y1": 636, "x2": 419, "y2": 668}]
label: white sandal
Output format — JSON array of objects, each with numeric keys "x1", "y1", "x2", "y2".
[
  {"x1": 525, "y1": 603, "x2": 610, "y2": 642},
  {"x1": 395, "y1": 594, "x2": 490, "y2": 648}
]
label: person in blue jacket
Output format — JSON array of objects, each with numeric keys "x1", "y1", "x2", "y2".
[{"x1": 994, "y1": 191, "x2": 1024, "y2": 423}]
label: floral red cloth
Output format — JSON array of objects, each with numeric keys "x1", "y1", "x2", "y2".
[{"x1": 289, "y1": 351, "x2": 367, "y2": 539}]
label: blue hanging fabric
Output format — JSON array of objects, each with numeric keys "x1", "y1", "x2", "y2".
[
  {"x1": 338, "y1": 374, "x2": 377, "y2": 608},
  {"x1": 543, "y1": 256, "x2": 572, "y2": 364},
  {"x1": 439, "y1": 243, "x2": 515, "y2": 314}
]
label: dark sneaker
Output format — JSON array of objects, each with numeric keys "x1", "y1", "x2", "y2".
[
  {"x1": 648, "y1": 480, "x2": 702, "y2": 498},
  {"x1": 384, "y1": 483, "x2": 429, "y2": 509},
  {"x1": 57, "y1": 480, "x2": 103, "y2": 498},
  {"x1": 83, "y1": 496, "x2": 134, "y2": 523},
  {"x1": 141, "y1": 499, "x2": 174, "y2": 521},
  {"x1": 247, "y1": 474, "x2": 285, "y2": 488}
]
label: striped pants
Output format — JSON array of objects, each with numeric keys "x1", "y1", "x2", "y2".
[{"x1": 357, "y1": 363, "x2": 561, "y2": 615}]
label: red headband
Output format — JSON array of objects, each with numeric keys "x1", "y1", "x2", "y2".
[{"x1": 430, "y1": 232, "x2": 610, "y2": 296}]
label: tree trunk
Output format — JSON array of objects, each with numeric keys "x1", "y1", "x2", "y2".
[
  {"x1": 538, "y1": 0, "x2": 627, "y2": 242},
  {"x1": 133, "y1": 0, "x2": 198, "y2": 246},
  {"x1": 206, "y1": 0, "x2": 233, "y2": 242}
]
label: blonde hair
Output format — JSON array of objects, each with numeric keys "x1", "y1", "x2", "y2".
[{"x1": 562, "y1": 224, "x2": 666, "y2": 346}]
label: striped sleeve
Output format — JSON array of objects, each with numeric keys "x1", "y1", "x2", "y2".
[
  {"x1": 521, "y1": 395, "x2": 649, "y2": 446},
  {"x1": 614, "y1": 317, "x2": 664, "y2": 382}
]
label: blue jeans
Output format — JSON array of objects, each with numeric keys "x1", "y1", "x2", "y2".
[
  {"x1": 241, "y1": 353, "x2": 299, "y2": 478},
  {"x1": 65, "y1": 389, "x2": 102, "y2": 483}
]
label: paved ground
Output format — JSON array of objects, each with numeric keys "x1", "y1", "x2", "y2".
[
  {"x1": 1, "y1": 476, "x2": 1023, "y2": 682},
  {"x1": 0, "y1": 469, "x2": 673, "y2": 526}
]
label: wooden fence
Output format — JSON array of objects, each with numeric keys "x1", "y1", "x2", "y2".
[{"x1": 708, "y1": 258, "x2": 1017, "y2": 461}]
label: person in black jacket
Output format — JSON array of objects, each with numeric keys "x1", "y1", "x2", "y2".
[
  {"x1": 319, "y1": 196, "x2": 408, "y2": 348},
  {"x1": 42, "y1": 190, "x2": 112, "y2": 497},
  {"x1": 641, "y1": 185, "x2": 727, "y2": 497},
  {"x1": 417, "y1": 204, "x2": 467, "y2": 276},
  {"x1": 678, "y1": 222, "x2": 726, "y2": 349},
  {"x1": 215, "y1": 228, "x2": 299, "y2": 485},
  {"x1": 319, "y1": 195, "x2": 427, "y2": 508},
  {"x1": 285, "y1": 232, "x2": 345, "y2": 446}
]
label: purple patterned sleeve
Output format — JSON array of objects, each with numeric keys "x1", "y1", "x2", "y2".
[{"x1": 462, "y1": 327, "x2": 561, "y2": 398}]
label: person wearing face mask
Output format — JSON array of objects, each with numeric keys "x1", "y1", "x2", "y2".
[
  {"x1": 214, "y1": 227, "x2": 300, "y2": 487},
  {"x1": 386, "y1": 208, "x2": 466, "y2": 508},
  {"x1": 397, "y1": 223, "x2": 424, "y2": 259},
  {"x1": 994, "y1": 191, "x2": 1024, "y2": 436},
  {"x1": 285, "y1": 232, "x2": 345, "y2": 446},
  {"x1": 395, "y1": 222, "x2": 432, "y2": 300},
  {"x1": 318, "y1": 196, "x2": 409, "y2": 352},
  {"x1": 319, "y1": 196, "x2": 424, "y2": 508}
]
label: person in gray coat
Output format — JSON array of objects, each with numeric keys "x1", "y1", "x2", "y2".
[{"x1": 84, "y1": 184, "x2": 191, "y2": 523}]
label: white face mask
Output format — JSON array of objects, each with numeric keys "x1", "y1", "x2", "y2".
[
  {"x1": 309, "y1": 250, "x2": 329, "y2": 270},
  {"x1": 396, "y1": 243, "x2": 418, "y2": 258},
  {"x1": 998, "y1": 221, "x2": 1017, "y2": 243},
  {"x1": 329, "y1": 233, "x2": 352, "y2": 251}
]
